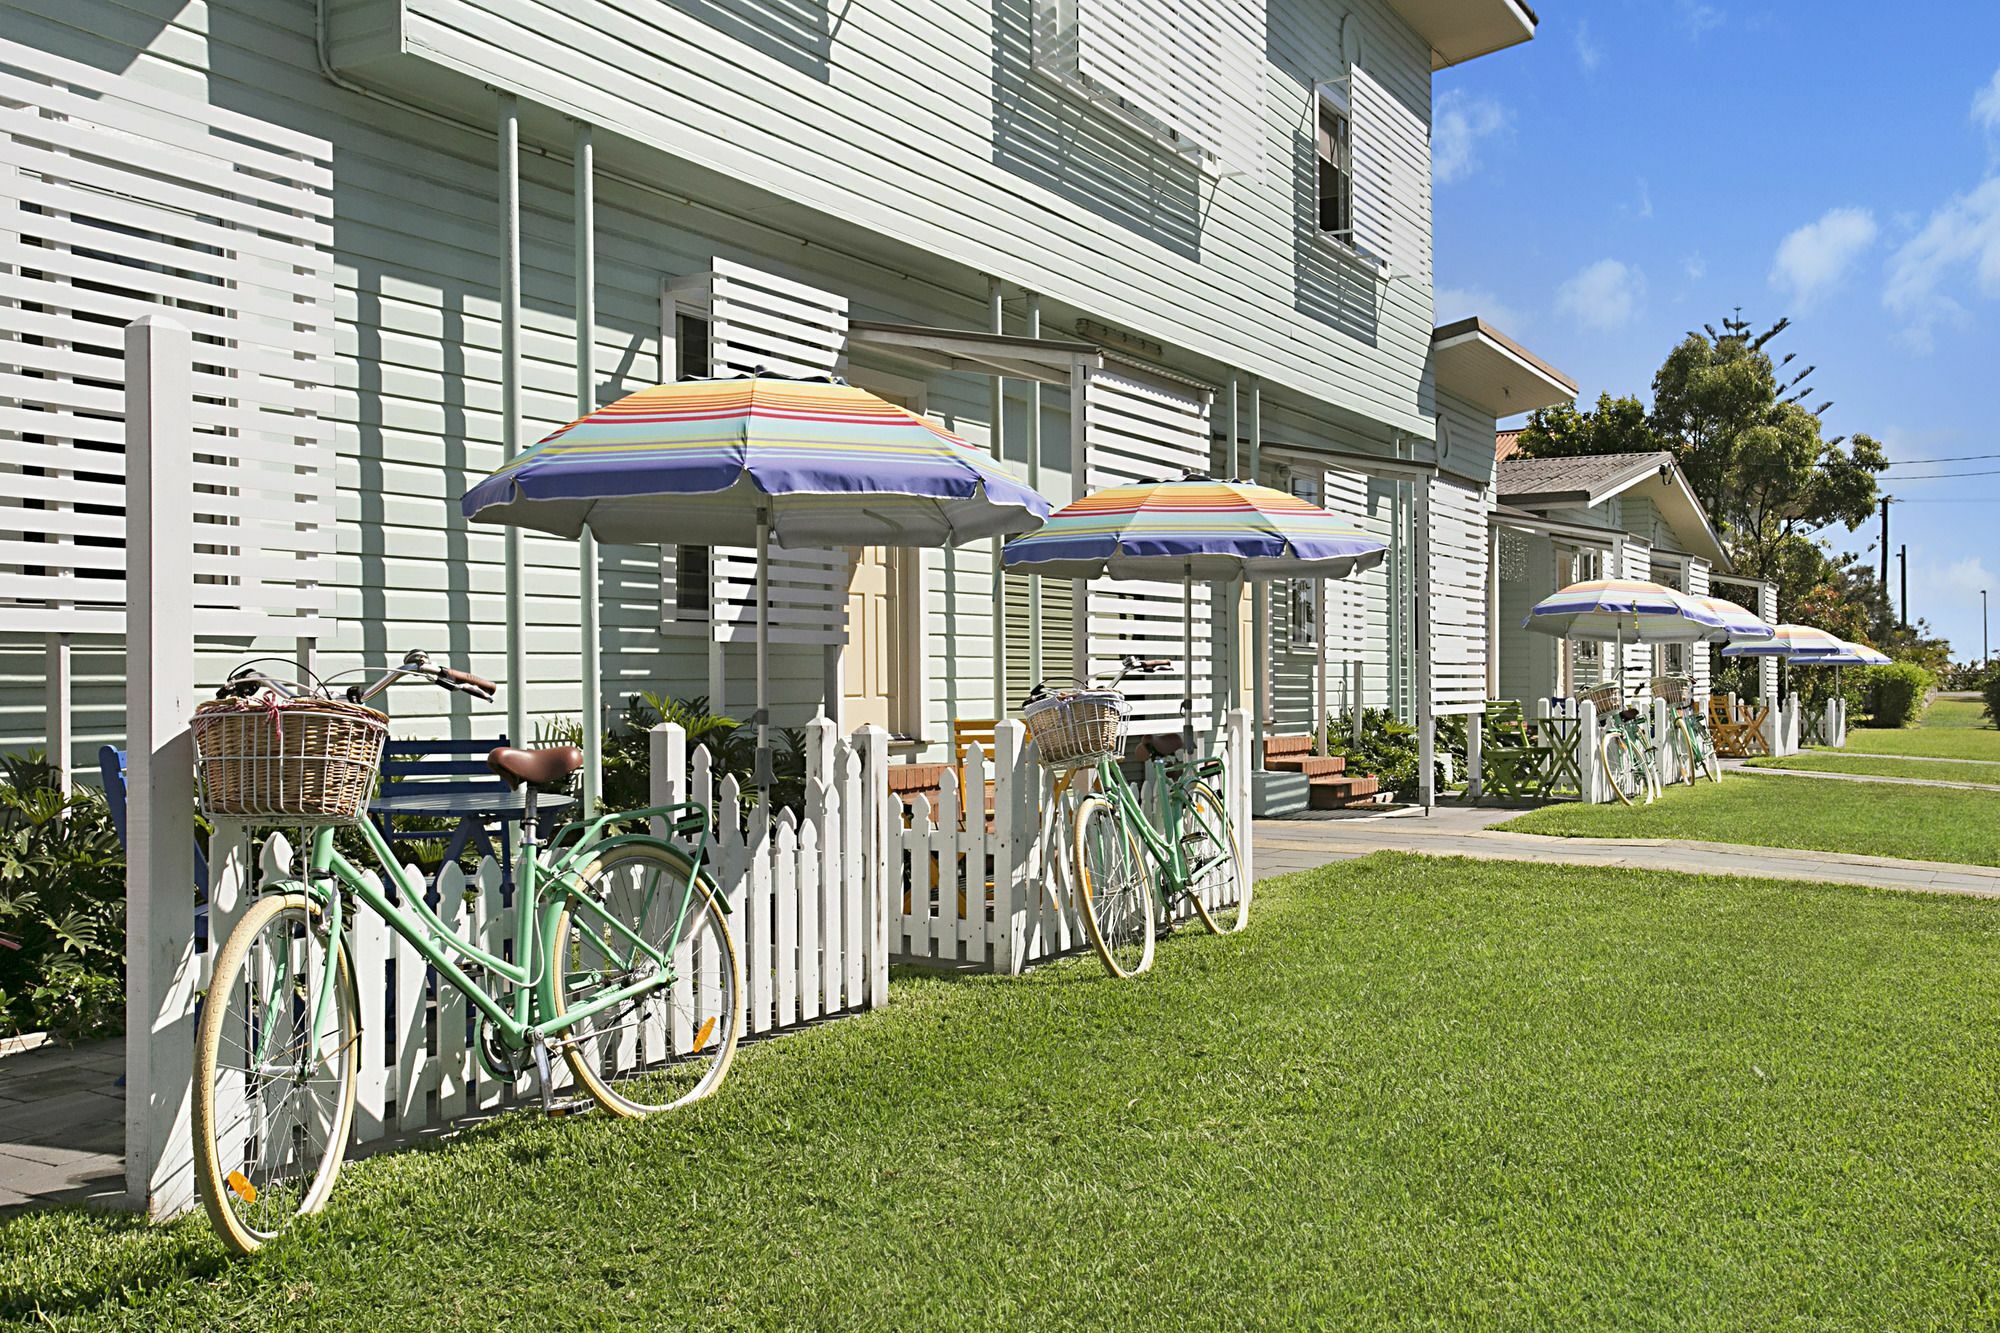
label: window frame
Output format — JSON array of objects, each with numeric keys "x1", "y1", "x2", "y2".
[
  {"x1": 1285, "y1": 472, "x2": 1322, "y2": 651},
  {"x1": 1314, "y1": 83, "x2": 1354, "y2": 244}
]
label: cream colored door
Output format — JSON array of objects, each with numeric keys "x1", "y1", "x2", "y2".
[{"x1": 844, "y1": 545, "x2": 905, "y2": 734}]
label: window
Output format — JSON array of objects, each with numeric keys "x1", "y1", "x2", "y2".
[
  {"x1": 1287, "y1": 474, "x2": 1320, "y2": 650},
  {"x1": 1316, "y1": 89, "x2": 1353, "y2": 240},
  {"x1": 674, "y1": 545, "x2": 710, "y2": 615},
  {"x1": 676, "y1": 312, "x2": 710, "y2": 379}
]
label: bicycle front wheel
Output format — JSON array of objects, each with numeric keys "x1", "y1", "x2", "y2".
[
  {"x1": 1599, "y1": 733, "x2": 1643, "y2": 806},
  {"x1": 552, "y1": 843, "x2": 743, "y2": 1117},
  {"x1": 1072, "y1": 795, "x2": 1156, "y2": 978},
  {"x1": 1681, "y1": 717, "x2": 1722, "y2": 783},
  {"x1": 193, "y1": 892, "x2": 360, "y2": 1257},
  {"x1": 1181, "y1": 780, "x2": 1249, "y2": 935}
]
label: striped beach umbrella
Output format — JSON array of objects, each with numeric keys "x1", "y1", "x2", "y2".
[
  {"x1": 463, "y1": 375, "x2": 1047, "y2": 546},
  {"x1": 464, "y1": 374, "x2": 1050, "y2": 786},
  {"x1": 1718, "y1": 624, "x2": 1847, "y2": 658},
  {"x1": 999, "y1": 475, "x2": 1386, "y2": 580},
  {"x1": 1002, "y1": 474, "x2": 1386, "y2": 748},
  {"x1": 1688, "y1": 595, "x2": 1776, "y2": 643},
  {"x1": 1522, "y1": 579, "x2": 1726, "y2": 643},
  {"x1": 1843, "y1": 641, "x2": 1893, "y2": 666}
]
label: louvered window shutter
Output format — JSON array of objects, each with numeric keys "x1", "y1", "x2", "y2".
[
  {"x1": 659, "y1": 261, "x2": 852, "y2": 647},
  {"x1": 1080, "y1": 363, "x2": 1214, "y2": 736}
]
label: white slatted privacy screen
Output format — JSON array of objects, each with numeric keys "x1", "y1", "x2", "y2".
[
  {"x1": 1032, "y1": 0, "x2": 1265, "y2": 176},
  {"x1": 659, "y1": 261, "x2": 850, "y2": 647},
  {"x1": 1426, "y1": 475, "x2": 1489, "y2": 715},
  {"x1": 1349, "y1": 64, "x2": 1425, "y2": 267},
  {"x1": 0, "y1": 38, "x2": 335, "y2": 636},
  {"x1": 1684, "y1": 557, "x2": 1711, "y2": 700},
  {"x1": 1318, "y1": 464, "x2": 1370, "y2": 672},
  {"x1": 1081, "y1": 364, "x2": 1212, "y2": 735}
]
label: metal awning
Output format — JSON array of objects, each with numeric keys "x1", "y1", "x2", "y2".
[
  {"x1": 1491, "y1": 504, "x2": 1618, "y2": 549},
  {"x1": 847, "y1": 320, "x2": 1102, "y2": 386}
]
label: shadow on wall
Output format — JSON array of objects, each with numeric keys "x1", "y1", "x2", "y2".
[
  {"x1": 664, "y1": 0, "x2": 843, "y2": 83},
  {"x1": 989, "y1": 0, "x2": 1207, "y2": 261}
]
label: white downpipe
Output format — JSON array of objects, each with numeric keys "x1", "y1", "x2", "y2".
[
  {"x1": 1182, "y1": 563, "x2": 1195, "y2": 755},
  {"x1": 755, "y1": 508, "x2": 772, "y2": 793},
  {"x1": 1248, "y1": 381, "x2": 1265, "y2": 772},
  {"x1": 574, "y1": 121, "x2": 601, "y2": 817},
  {"x1": 1025, "y1": 292, "x2": 1042, "y2": 679},
  {"x1": 499, "y1": 95, "x2": 526, "y2": 747},
  {"x1": 989, "y1": 276, "x2": 1006, "y2": 716}
]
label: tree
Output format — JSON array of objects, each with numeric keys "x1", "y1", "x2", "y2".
[{"x1": 1515, "y1": 311, "x2": 1896, "y2": 642}]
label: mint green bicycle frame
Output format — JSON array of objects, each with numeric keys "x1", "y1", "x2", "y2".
[
  {"x1": 1078, "y1": 751, "x2": 1230, "y2": 905},
  {"x1": 282, "y1": 803, "x2": 715, "y2": 1071}
]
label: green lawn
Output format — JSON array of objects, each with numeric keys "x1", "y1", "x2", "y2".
[
  {"x1": 1843, "y1": 698, "x2": 2000, "y2": 761},
  {"x1": 1498, "y1": 772, "x2": 2000, "y2": 867},
  {"x1": 11, "y1": 855, "x2": 2000, "y2": 1327},
  {"x1": 1750, "y1": 751, "x2": 2000, "y2": 787}
]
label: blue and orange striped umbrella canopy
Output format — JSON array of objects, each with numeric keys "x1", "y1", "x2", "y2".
[
  {"x1": 1690, "y1": 595, "x2": 1776, "y2": 643},
  {"x1": 1000, "y1": 475, "x2": 1386, "y2": 580},
  {"x1": 1524, "y1": 578, "x2": 1726, "y2": 643},
  {"x1": 462, "y1": 375, "x2": 1049, "y2": 546},
  {"x1": 1720, "y1": 623, "x2": 1848, "y2": 658}
]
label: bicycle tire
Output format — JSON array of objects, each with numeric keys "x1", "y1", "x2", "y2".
[
  {"x1": 552, "y1": 843, "x2": 743, "y2": 1118},
  {"x1": 193, "y1": 892, "x2": 359, "y2": 1257},
  {"x1": 1599, "y1": 733, "x2": 1641, "y2": 806},
  {"x1": 1181, "y1": 780, "x2": 1249, "y2": 935},
  {"x1": 1072, "y1": 794, "x2": 1156, "y2": 978}
]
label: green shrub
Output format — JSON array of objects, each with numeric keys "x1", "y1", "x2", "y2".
[
  {"x1": 0, "y1": 753, "x2": 127, "y2": 1041},
  {"x1": 1982, "y1": 674, "x2": 2000, "y2": 729},
  {"x1": 540, "y1": 693, "x2": 809, "y2": 817},
  {"x1": 1323, "y1": 709, "x2": 1463, "y2": 801},
  {"x1": 1859, "y1": 661, "x2": 1934, "y2": 728}
]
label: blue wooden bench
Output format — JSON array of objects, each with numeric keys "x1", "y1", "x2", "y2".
[
  {"x1": 98, "y1": 746, "x2": 210, "y2": 948},
  {"x1": 367, "y1": 737, "x2": 517, "y2": 885}
]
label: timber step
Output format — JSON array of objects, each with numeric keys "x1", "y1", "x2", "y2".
[
  {"x1": 1308, "y1": 775, "x2": 1381, "y2": 809},
  {"x1": 1263, "y1": 734, "x2": 1381, "y2": 808}
]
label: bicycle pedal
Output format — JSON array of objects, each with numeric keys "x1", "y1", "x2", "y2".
[{"x1": 545, "y1": 1097, "x2": 595, "y2": 1119}]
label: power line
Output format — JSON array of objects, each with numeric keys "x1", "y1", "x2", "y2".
[
  {"x1": 1882, "y1": 452, "x2": 2000, "y2": 467},
  {"x1": 1893, "y1": 496, "x2": 2000, "y2": 503},
  {"x1": 1879, "y1": 468, "x2": 2000, "y2": 480}
]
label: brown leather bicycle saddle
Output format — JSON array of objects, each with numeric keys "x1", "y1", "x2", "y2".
[{"x1": 486, "y1": 745, "x2": 584, "y2": 790}]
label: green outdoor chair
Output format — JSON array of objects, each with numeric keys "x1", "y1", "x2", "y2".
[{"x1": 1482, "y1": 700, "x2": 1550, "y2": 799}]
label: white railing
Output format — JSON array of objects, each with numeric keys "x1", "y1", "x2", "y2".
[{"x1": 894, "y1": 711, "x2": 1253, "y2": 973}]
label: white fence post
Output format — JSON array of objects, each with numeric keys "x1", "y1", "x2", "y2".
[
  {"x1": 1226, "y1": 709, "x2": 1252, "y2": 885},
  {"x1": 992, "y1": 720, "x2": 1026, "y2": 975},
  {"x1": 1648, "y1": 698, "x2": 1676, "y2": 786},
  {"x1": 123, "y1": 315, "x2": 200, "y2": 1219},
  {"x1": 1577, "y1": 700, "x2": 1601, "y2": 804},
  {"x1": 856, "y1": 725, "x2": 892, "y2": 1007},
  {"x1": 649, "y1": 722, "x2": 687, "y2": 831}
]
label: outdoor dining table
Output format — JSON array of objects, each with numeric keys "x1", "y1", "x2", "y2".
[{"x1": 367, "y1": 788, "x2": 573, "y2": 891}]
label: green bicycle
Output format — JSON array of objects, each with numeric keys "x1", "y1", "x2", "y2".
[
  {"x1": 1656, "y1": 676, "x2": 1722, "y2": 786},
  {"x1": 1595, "y1": 702, "x2": 1663, "y2": 806},
  {"x1": 190, "y1": 651, "x2": 742, "y2": 1255},
  {"x1": 1022, "y1": 658, "x2": 1247, "y2": 979}
]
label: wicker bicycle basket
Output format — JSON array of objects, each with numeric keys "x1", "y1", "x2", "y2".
[
  {"x1": 1650, "y1": 674, "x2": 1693, "y2": 707},
  {"x1": 1020, "y1": 690, "x2": 1130, "y2": 773},
  {"x1": 191, "y1": 697, "x2": 389, "y2": 824}
]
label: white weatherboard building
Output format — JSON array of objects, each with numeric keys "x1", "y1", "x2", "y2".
[{"x1": 2, "y1": 0, "x2": 1546, "y2": 800}]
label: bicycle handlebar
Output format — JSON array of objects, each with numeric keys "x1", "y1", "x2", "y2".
[{"x1": 215, "y1": 649, "x2": 498, "y2": 705}]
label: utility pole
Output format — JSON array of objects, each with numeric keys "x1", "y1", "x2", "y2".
[
  {"x1": 1899, "y1": 544, "x2": 1909, "y2": 630},
  {"x1": 1879, "y1": 497, "x2": 1891, "y2": 613},
  {"x1": 1984, "y1": 588, "x2": 1990, "y2": 662}
]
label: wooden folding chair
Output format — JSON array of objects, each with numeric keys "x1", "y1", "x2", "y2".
[
  {"x1": 1708, "y1": 695, "x2": 1758, "y2": 758},
  {"x1": 1480, "y1": 700, "x2": 1550, "y2": 798}
]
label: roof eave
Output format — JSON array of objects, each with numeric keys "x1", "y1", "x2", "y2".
[
  {"x1": 1431, "y1": 317, "x2": 1577, "y2": 418},
  {"x1": 1389, "y1": 0, "x2": 1540, "y2": 69}
]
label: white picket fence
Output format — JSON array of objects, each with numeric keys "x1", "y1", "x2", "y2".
[{"x1": 893, "y1": 711, "x2": 1254, "y2": 972}]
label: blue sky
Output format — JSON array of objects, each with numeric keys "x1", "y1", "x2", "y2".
[{"x1": 1432, "y1": 0, "x2": 2000, "y2": 661}]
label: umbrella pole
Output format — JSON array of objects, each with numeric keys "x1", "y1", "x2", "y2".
[
  {"x1": 755, "y1": 507, "x2": 772, "y2": 796},
  {"x1": 1182, "y1": 563, "x2": 1195, "y2": 757}
]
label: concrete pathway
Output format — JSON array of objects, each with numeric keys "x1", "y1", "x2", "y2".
[
  {"x1": 0, "y1": 1038, "x2": 123, "y2": 1212},
  {"x1": 1830, "y1": 751, "x2": 2000, "y2": 766},
  {"x1": 1255, "y1": 803, "x2": 2000, "y2": 899}
]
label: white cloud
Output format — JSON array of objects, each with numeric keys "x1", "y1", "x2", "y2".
[
  {"x1": 1974, "y1": 66, "x2": 2000, "y2": 134},
  {"x1": 1883, "y1": 175, "x2": 2000, "y2": 352},
  {"x1": 1769, "y1": 207, "x2": 1878, "y2": 306},
  {"x1": 1677, "y1": 1, "x2": 1724, "y2": 37},
  {"x1": 1556, "y1": 259, "x2": 1645, "y2": 331},
  {"x1": 1432, "y1": 91, "x2": 1509, "y2": 186},
  {"x1": 1635, "y1": 177, "x2": 1654, "y2": 220},
  {"x1": 1434, "y1": 286, "x2": 1530, "y2": 334},
  {"x1": 1573, "y1": 20, "x2": 1602, "y2": 73},
  {"x1": 1683, "y1": 253, "x2": 1708, "y2": 282}
]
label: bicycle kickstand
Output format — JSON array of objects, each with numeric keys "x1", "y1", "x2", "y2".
[{"x1": 531, "y1": 1036, "x2": 595, "y2": 1118}]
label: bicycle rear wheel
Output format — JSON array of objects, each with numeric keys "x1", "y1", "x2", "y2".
[
  {"x1": 1599, "y1": 733, "x2": 1643, "y2": 806},
  {"x1": 1180, "y1": 779, "x2": 1249, "y2": 935},
  {"x1": 1072, "y1": 794, "x2": 1156, "y2": 978},
  {"x1": 552, "y1": 843, "x2": 742, "y2": 1117},
  {"x1": 1680, "y1": 716, "x2": 1722, "y2": 783},
  {"x1": 193, "y1": 892, "x2": 359, "y2": 1257}
]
